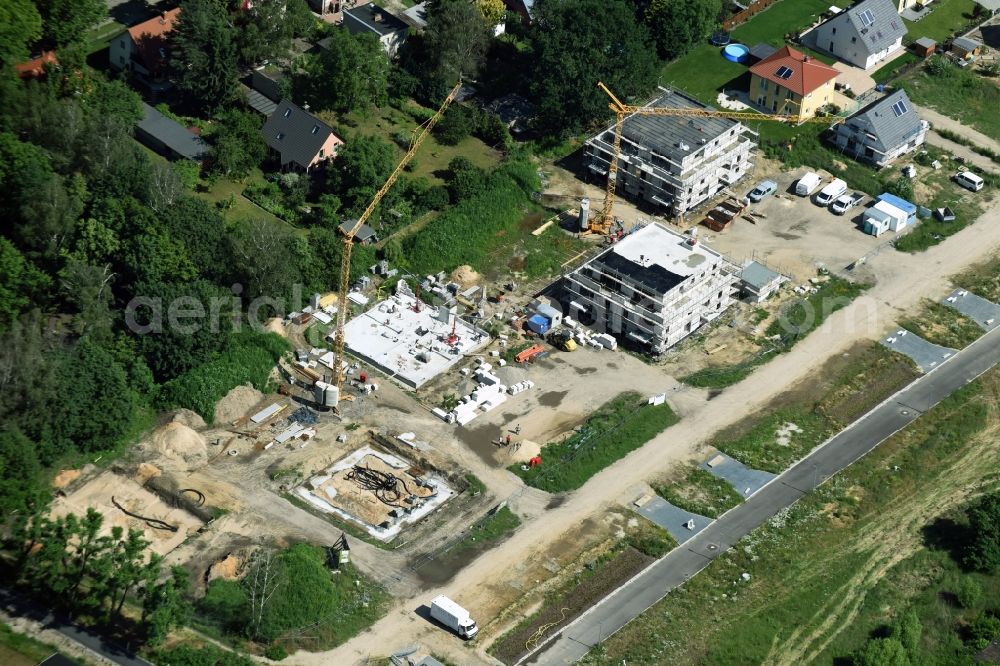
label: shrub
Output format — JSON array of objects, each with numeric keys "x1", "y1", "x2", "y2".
[
  {"x1": 434, "y1": 106, "x2": 475, "y2": 145},
  {"x1": 158, "y1": 330, "x2": 290, "y2": 421},
  {"x1": 955, "y1": 576, "x2": 982, "y2": 608},
  {"x1": 263, "y1": 644, "x2": 288, "y2": 661}
]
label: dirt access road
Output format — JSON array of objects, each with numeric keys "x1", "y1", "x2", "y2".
[{"x1": 288, "y1": 203, "x2": 1000, "y2": 665}]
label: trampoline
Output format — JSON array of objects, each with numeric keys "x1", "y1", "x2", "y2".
[{"x1": 723, "y1": 43, "x2": 750, "y2": 63}]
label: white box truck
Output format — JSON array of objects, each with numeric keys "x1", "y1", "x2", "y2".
[
  {"x1": 430, "y1": 595, "x2": 478, "y2": 639},
  {"x1": 795, "y1": 172, "x2": 822, "y2": 196}
]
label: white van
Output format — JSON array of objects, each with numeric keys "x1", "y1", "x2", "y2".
[
  {"x1": 795, "y1": 172, "x2": 822, "y2": 196},
  {"x1": 954, "y1": 171, "x2": 984, "y2": 192},
  {"x1": 814, "y1": 178, "x2": 848, "y2": 206}
]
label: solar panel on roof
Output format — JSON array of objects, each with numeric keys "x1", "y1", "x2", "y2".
[
  {"x1": 775, "y1": 65, "x2": 793, "y2": 79},
  {"x1": 859, "y1": 8, "x2": 875, "y2": 26},
  {"x1": 891, "y1": 99, "x2": 908, "y2": 117}
]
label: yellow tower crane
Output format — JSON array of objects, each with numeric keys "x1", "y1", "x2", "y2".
[
  {"x1": 331, "y1": 81, "x2": 463, "y2": 404},
  {"x1": 592, "y1": 81, "x2": 843, "y2": 234}
]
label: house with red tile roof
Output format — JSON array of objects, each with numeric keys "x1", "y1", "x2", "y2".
[
  {"x1": 109, "y1": 9, "x2": 180, "y2": 93},
  {"x1": 748, "y1": 45, "x2": 840, "y2": 120},
  {"x1": 15, "y1": 51, "x2": 58, "y2": 79}
]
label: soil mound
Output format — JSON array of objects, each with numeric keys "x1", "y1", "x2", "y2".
[
  {"x1": 171, "y1": 408, "x2": 206, "y2": 430},
  {"x1": 214, "y1": 385, "x2": 264, "y2": 424},
  {"x1": 451, "y1": 265, "x2": 481, "y2": 287},
  {"x1": 153, "y1": 422, "x2": 207, "y2": 467},
  {"x1": 264, "y1": 317, "x2": 287, "y2": 337}
]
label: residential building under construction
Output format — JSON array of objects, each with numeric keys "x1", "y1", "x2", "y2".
[
  {"x1": 584, "y1": 88, "x2": 756, "y2": 217},
  {"x1": 560, "y1": 223, "x2": 738, "y2": 353}
]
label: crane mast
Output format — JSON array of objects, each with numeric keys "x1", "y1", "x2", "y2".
[{"x1": 331, "y1": 82, "x2": 463, "y2": 404}]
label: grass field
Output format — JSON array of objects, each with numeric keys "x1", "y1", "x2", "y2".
[
  {"x1": 654, "y1": 466, "x2": 744, "y2": 519},
  {"x1": 449, "y1": 506, "x2": 521, "y2": 557},
  {"x1": 581, "y1": 363, "x2": 1000, "y2": 665},
  {"x1": 900, "y1": 299, "x2": 985, "y2": 349},
  {"x1": 709, "y1": 341, "x2": 919, "y2": 473},
  {"x1": 338, "y1": 102, "x2": 502, "y2": 186},
  {"x1": 898, "y1": 61, "x2": 1000, "y2": 140},
  {"x1": 0, "y1": 623, "x2": 61, "y2": 666},
  {"x1": 510, "y1": 392, "x2": 679, "y2": 492},
  {"x1": 83, "y1": 21, "x2": 126, "y2": 55},
  {"x1": 957, "y1": 256, "x2": 1000, "y2": 302},
  {"x1": 682, "y1": 275, "x2": 871, "y2": 389}
]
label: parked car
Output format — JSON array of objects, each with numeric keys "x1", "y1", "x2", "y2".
[
  {"x1": 954, "y1": 170, "x2": 984, "y2": 192},
  {"x1": 795, "y1": 172, "x2": 822, "y2": 196},
  {"x1": 747, "y1": 179, "x2": 778, "y2": 203},
  {"x1": 831, "y1": 191, "x2": 866, "y2": 215},
  {"x1": 814, "y1": 178, "x2": 848, "y2": 206}
]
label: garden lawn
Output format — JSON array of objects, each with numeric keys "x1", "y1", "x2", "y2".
[
  {"x1": 658, "y1": 0, "x2": 832, "y2": 105},
  {"x1": 510, "y1": 392, "x2": 679, "y2": 492},
  {"x1": 339, "y1": 102, "x2": 501, "y2": 186},
  {"x1": 0, "y1": 623, "x2": 59, "y2": 666},
  {"x1": 901, "y1": 0, "x2": 978, "y2": 42}
]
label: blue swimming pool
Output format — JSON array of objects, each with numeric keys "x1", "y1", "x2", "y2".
[{"x1": 722, "y1": 43, "x2": 750, "y2": 63}]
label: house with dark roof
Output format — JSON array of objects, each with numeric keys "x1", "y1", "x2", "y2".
[
  {"x1": 338, "y1": 221, "x2": 378, "y2": 244},
  {"x1": 806, "y1": 0, "x2": 907, "y2": 69},
  {"x1": 583, "y1": 88, "x2": 756, "y2": 217},
  {"x1": 748, "y1": 45, "x2": 840, "y2": 119},
  {"x1": 828, "y1": 89, "x2": 928, "y2": 167},
  {"x1": 134, "y1": 103, "x2": 209, "y2": 161},
  {"x1": 262, "y1": 100, "x2": 344, "y2": 172},
  {"x1": 343, "y1": 4, "x2": 408, "y2": 58},
  {"x1": 109, "y1": 9, "x2": 180, "y2": 92}
]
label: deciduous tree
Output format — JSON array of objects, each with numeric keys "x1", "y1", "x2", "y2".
[
  {"x1": 0, "y1": 0, "x2": 43, "y2": 64},
  {"x1": 643, "y1": 0, "x2": 722, "y2": 60},
  {"x1": 36, "y1": 0, "x2": 105, "y2": 48},
  {"x1": 300, "y1": 31, "x2": 389, "y2": 113},
  {"x1": 529, "y1": 0, "x2": 658, "y2": 136}
]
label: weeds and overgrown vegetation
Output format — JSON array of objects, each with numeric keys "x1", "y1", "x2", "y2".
[
  {"x1": 654, "y1": 466, "x2": 744, "y2": 519},
  {"x1": 900, "y1": 56, "x2": 1000, "y2": 139},
  {"x1": 582, "y1": 369, "x2": 998, "y2": 665},
  {"x1": 449, "y1": 506, "x2": 521, "y2": 556},
  {"x1": 683, "y1": 275, "x2": 870, "y2": 389},
  {"x1": 934, "y1": 128, "x2": 1000, "y2": 166},
  {"x1": 510, "y1": 392, "x2": 678, "y2": 492},
  {"x1": 900, "y1": 299, "x2": 984, "y2": 349},
  {"x1": 0, "y1": 622, "x2": 64, "y2": 666},
  {"x1": 196, "y1": 544, "x2": 389, "y2": 654},
  {"x1": 490, "y1": 544, "x2": 655, "y2": 665},
  {"x1": 958, "y1": 257, "x2": 1000, "y2": 303},
  {"x1": 153, "y1": 643, "x2": 255, "y2": 666},
  {"x1": 158, "y1": 331, "x2": 291, "y2": 421},
  {"x1": 713, "y1": 342, "x2": 919, "y2": 473}
]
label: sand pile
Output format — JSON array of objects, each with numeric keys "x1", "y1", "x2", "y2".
[
  {"x1": 135, "y1": 463, "x2": 162, "y2": 484},
  {"x1": 264, "y1": 317, "x2": 287, "y2": 337},
  {"x1": 451, "y1": 265, "x2": 481, "y2": 287},
  {"x1": 214, "y1": 385, "x2": 264, "y2": 424},
  {"x1": 507, "y1": 439, "x2": 541, "y2": 464},
  {"x1": 154, "y1": 422, "x2": 208, "y2": 467},
  {"x1": 51, "y1": 469, "x2": 81, "y2": 489},
  {"x1": 171, "y1": 408, "x2": 206, "y2": 430},
  {"x1": 207, "y1": 553, "x2": 244, "y2": 582}
]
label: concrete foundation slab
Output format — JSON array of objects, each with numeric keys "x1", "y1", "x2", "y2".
[
  {"x1": 634, "y1": 495, "x2": 712, "y2": 544},
  {"x1": 882, "y1": 328, "x2": 955, "y2": 372},
  {"x1": 340, "y1": 294, "x2": 490, "y2": 388},
  {"x1": 699, "y1": 451, "x2": 775, "y2": 498},
  {"x1": 942, "y1": 289, "x2": 1000, "y2": 331}
]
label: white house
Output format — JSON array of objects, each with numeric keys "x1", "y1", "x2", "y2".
[
  {"x1": 828, "y1": 89, "x2": 928, "y2": 167},
  {"x1": 343, "y1": 3, "x2": 409, "y2": 58},
  {"x1": 807, "y1": 0, "x2": 907, "y2": 69}
]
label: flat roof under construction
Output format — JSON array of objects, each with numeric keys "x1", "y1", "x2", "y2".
[{"x1": 340, "y1": 293, "x2": 489, "y2": 388}]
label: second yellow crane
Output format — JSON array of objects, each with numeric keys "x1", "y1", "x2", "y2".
[{"x1": 591, "y1": 81, "x2": 843, "y2": 235}]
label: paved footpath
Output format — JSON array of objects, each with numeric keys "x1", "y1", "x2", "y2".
[{"x1": 523, "y1": 322, "x2": 1000, "y2": 665}]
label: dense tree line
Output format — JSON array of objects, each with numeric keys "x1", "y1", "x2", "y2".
[{"x1": 4, "y1": 508, "x2": 190, "y2": 644}]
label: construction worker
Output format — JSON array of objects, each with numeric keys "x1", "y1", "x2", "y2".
[
  {"x1": 514, "y1": 423, "x2": 522, "y2": 435},
  {"x1": 506, "y1": 434, "x2": 512, "y2": 446}
]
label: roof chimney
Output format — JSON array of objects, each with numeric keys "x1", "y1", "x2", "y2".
[{"x1": 374, "y1": 12, "x2": 383, "y2": 21}]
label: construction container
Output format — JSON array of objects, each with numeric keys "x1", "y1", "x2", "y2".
[{"x1": 526, "y1": 314, "x2": 550, "y2": 335}]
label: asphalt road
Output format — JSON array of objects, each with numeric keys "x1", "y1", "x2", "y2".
[
  {"x1": 0, "y1": 588, "x2": 154, "y2": 666},
  {"x1": 522, "y1": 323, "x2": 1000, "y2": 665}
]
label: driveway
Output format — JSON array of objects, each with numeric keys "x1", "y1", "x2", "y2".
[{"x1": 925, "y1": 131, "x2": 998, "y2": 172}]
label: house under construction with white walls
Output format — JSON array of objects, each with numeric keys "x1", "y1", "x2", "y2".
[
  {"x1": 584, "y1": 88, "x2": 757, "y2": 217},
  {"x1": 560, "y1": 223, "x2": 738, "y2": 354}
]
